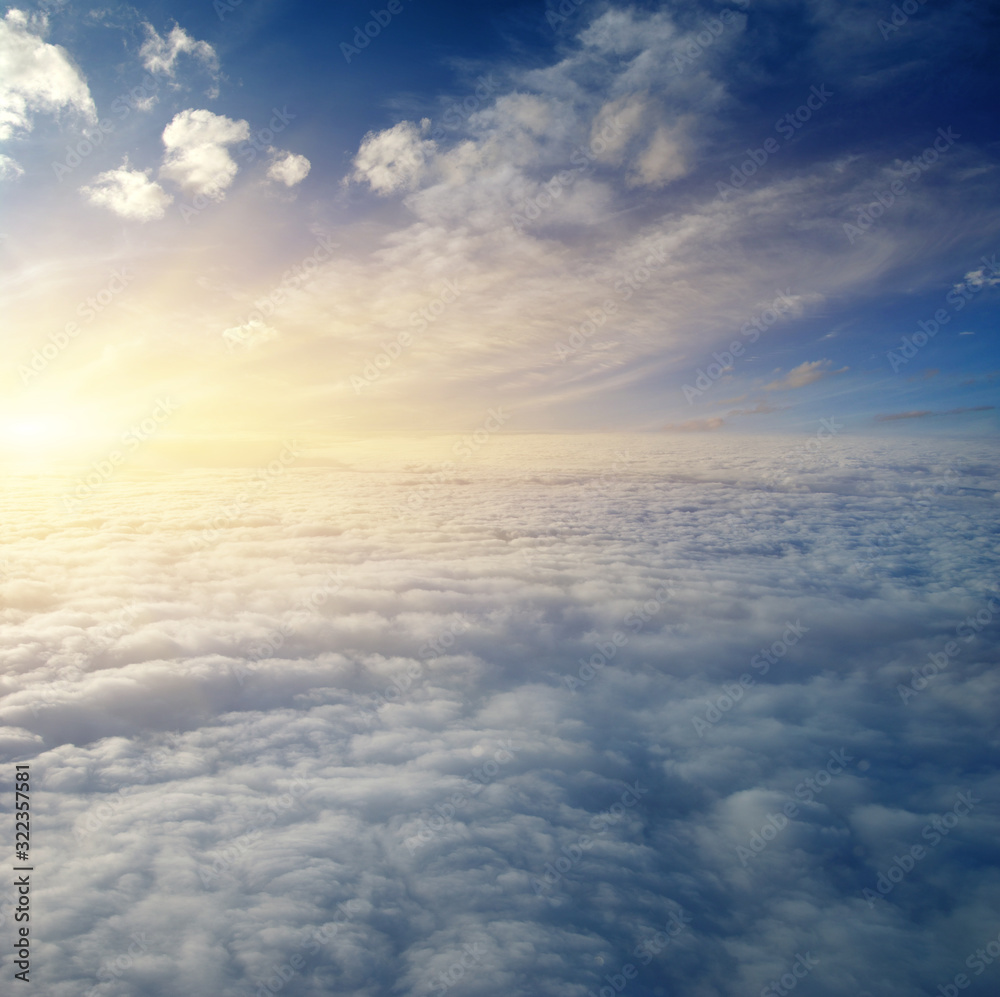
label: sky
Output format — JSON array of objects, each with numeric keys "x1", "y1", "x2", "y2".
[
  {"x1": 1, "y1": 4, "x2": 1000, "y2": 997},
  {"x1": 0, "y1": 0, "x2": 997, "y2": 463}
]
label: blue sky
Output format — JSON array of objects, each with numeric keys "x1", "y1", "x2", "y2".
[{"x1": 1, "y1": 0, "x2": 998, "y2": 452}]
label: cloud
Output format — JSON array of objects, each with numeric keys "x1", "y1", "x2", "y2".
[
  {"x1": 628, "y1": 122, "x2": 690, "y2": 188},
  {"x1": 0, "y1": 152, "x2": 23, "y2": 179},
  {"x1": 954, "y1": 264, "x2": 1000, "y2": 293},
  {"x1": 875, "y1": 406, "x2": 996, "y2": 422},
  {"x1": 79, "y1": 161, "x2": 173, "y2": 221},
  {"x1": 1, "y1": 437, "x2": 998, "y2": 996},
  {"x1": 159, "y1": 109, "x2": 249, "y2": 199},
  {"x1": 266, "y1": 150, "x2": 311, "y2": 187},
  {"x1": 349, "y1": 120, "x2": 436, "y2": 195},
  {"x1": 139, "y1": 22, "x2": 218, "y2": 83},
  {"x1": 0, "y1": 8, "x2": 96, "y2": 141},
  {"x1": 764, "y1": 359, "x2": 848, "y2": 391}
]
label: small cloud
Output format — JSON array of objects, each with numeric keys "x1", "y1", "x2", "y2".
[
  {"x1": 954, "y1": 266, "x2": 1000, "y2": 293},
  {"x1": 80, "y1": 161, "x2": 173, "y2": 221},
  {"x1": 764, "y1": 359, "x2": 848, "y2": 391},
  {"x1": 662, "y1": 417, "x2": 725, "y2": 432},
  {"x1": 959, "y1": 330, "x2": 975, "y2": 336},
  {"x1": 0, "y1": 153, "x2": 23, "y2": 180},
  {"x1": 875, "y1": 406, "x2": 996, "y2": 422},
  {"x1": 348, "y1": 120, "x2": 436, "y2": 195},
  {"x1": 160, "y1": 109, "x2": 249, "y2": 199},
  {"x1": 266, "y1": 150, "x2": 310, "y2": 187},
  {"x1": 140, "y1": 23, "x2": 218, "y2": 85}
]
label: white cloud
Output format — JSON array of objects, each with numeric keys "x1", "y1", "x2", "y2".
[
  {"x1": 266, "y1": 150, "x2": 311, "y2": 187},
  {"x1": 0, "y1": 8, "x2": 96, "y2": 141},
  {"x1": 139, "y1": 22, "x2": 218, "y2": 82},
  {"x1": 1, "y1": 437, "x2": 998, "y2": 996},
  {"x1": 159, "y1": 108, "x2": 249, "y2": 199},
  {"x1": 79, "y1": 161, "x2": 173, "y2": 221},
  {"x1": 0, "y1": 152, "x2": 23, "y2": 179},
  {"x1": 350, "y1": 120, "x2": 436, "y2": 195}
]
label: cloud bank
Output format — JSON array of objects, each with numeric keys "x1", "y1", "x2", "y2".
[{"x1": 1, "y1": 434, "x2": 997, "y2": 996}]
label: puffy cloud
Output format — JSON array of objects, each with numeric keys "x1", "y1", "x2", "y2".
[
  {"x1": 159, "y1": 108, "x2": 249, "y2": 199},
  {"x1": 79, "y1": 161, "x2": 173, "y2": 221},
  {"x1": 764, "y1": 359, "x2": 848, "y2": 391},
  {"x1": 266, "y1": 150, "x2": 311, "y2": 187},
  {"x1": 0, "y1": 8, "x2": 96, "y2": 141},
  {"x1": 349, "y1": 120, "x2": 436, "y2": 195},
  {"x1": 1, "y1": 436, "x2": 998, "y2": 996},
  {"x1": 139, "y1": 22, "x2": 218, "y2": 81}
]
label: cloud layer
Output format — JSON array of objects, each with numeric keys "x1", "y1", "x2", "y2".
[{"x1": 1, "y1": 435, "x2": 997, "y2": 996}]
